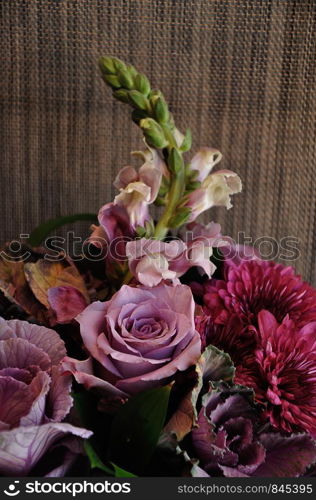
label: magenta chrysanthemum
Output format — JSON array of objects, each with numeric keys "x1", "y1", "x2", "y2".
[
  {"x1": 235, "y1": 311, "x2": 316, "y2": 436},
  {"x1": 203, "y1": 260, "x2": 316, "y2": 329},
  {"x1": 198, "y1": 309, "x2": 316, "y2": 437}
]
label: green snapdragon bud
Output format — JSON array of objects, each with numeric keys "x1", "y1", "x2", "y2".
[
  {"x1": 99, "y1": 56, "x2": 116, "y2": 74},
  {"x1": 113, "y1": 89, "x2": 130, "y2": 103},
  {"x1": 145, "y1": 219, "x2": 155, "y2": 237},
  {"x1": 135, "y1": 226, "x2": 146, "y2": 237},
  {"x1": 112, "y1": 57, "x2": 127, "y2": 73},
  {"x1": 128, "y1": 90, "x2": 149, "y2": 111},
  {"x1": 99, "y1": 55, "x2": 194, "y2": 240},
  {"x1": 117, "y1": 70, "x2": 134, "y2": 90},
  {"x1": 168, "y1": 148, "x2": 184, "y2": 175},
  {"x1": 140, "y1": 118, "x2": 168, "y2": 148},
  {"x1": 158, "y1": 176, "x2": 170, "y2": 197},
  {"x1": 134, "y1": 73, "x2": 151, "y2": 96},
  {"x1": 103, "y1": 74, "x2": 121, "y2": 89},
  {"x1": 154, "y1": 196, "x2": 167, "y2": 207},
  {"x1": 185, "y1": 180, "x2": 201, "y2": 193},
  {"x1": 154, "y1": 96, "x2": 169, "y2": 124},
  {"x1": 179, "y1": 128, "x2": 192, "y2": 152}
]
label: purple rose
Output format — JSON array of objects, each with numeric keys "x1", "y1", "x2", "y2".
[
  {"x1": 192, "y1": 387, "x2": 316, "y2": 477},
  {"x1": 63, "y1": 284, "x2": 201, "y2": 395},
  {"x1": 0, "y1": 318, "x2": 92, "y2": 476}
]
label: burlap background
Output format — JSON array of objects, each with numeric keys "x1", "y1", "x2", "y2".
[{"x1": 1, "y1": 0, "x2": 315, "y2": 283}]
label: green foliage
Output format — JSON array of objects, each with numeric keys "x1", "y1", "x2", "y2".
[
  {"x1": 28, "y1": 213, "x2": 97, "y2": 247},
  {"x1": 74, "y1": 392, "x2": 136, "y2": 477},
  {"x1": 109, "y1": 386, "x2": 171, "y2": 474},
  {"x1": 84, "y1": 442, "x2": 136, "y2": 477}
]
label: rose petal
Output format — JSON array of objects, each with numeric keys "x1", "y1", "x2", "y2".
[
  {"x1": 62, "y1": 357, "x2": 127, "y2": 398},
  {"x1": 116, "y1": 332, "x2": 201, "y2": 394}
]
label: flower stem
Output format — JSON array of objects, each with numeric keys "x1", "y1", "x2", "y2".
[{"x1": 154, "y1": 165, "x2": 185, "y2": 239}]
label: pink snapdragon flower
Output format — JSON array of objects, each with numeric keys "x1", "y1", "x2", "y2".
[
  {"x1": 188, "y1": 171, "x2": 242, "y2": 221},
  {"x1": 181, "y1": 221, "x2": 226, "y2": 277},
  {"x1": 90, "y1": 202, "x2": 134, "y2": 262},
  {"x1": 113, "y1": 150, "x2": 162, "y2": 227},
  {"x1": 186, "y1": 148, "x2": 241, "y2": 221},
  {"x1": 126, "y1": 228, "x2": 224, "y2": 287},
  {"x1": 189, "y1": 147, "x2": 223, "y2": 182},
  {"x1": 126, "y1": 239, "x2": 187, "y2": 287}
]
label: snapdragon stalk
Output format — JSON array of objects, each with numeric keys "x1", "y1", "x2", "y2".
[
  {"x1": 154, "y1": 148, "x2": 185, "y2": 239},
  {"x1": 99, "y1": 56, "x2": 191, "y2": 240}
]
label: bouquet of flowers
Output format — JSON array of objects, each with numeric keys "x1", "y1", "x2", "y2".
[{"x1": 0, "y1": 57, "x2": 315, "y2": 478}]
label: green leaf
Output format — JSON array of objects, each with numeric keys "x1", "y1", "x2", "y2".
[
  {"x1": 84, "y1": 441, "x2": 113, "y2": 475},
  {"x1": 84, "y1": 442, "x2": 137, "y2": 477},
  {"x1": 28, "y1": 213, "x2": 97, "y2": 247},
  {"x1": 111, "y1": 463, "x2": 137, "y2": 478},
  {"x1": 109, "y1": 386, "x2": 171, "y2": 474}
]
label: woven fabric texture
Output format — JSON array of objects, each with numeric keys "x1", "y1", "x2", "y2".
[{"x1": 1, "y1": 0, "x2": 315, "y2": 283}]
